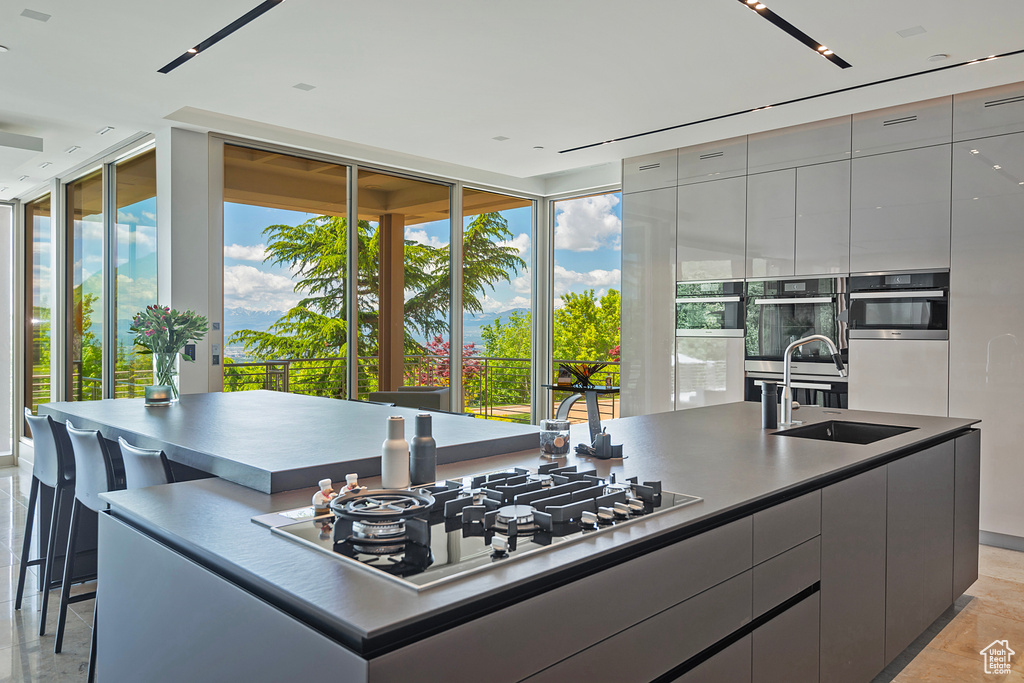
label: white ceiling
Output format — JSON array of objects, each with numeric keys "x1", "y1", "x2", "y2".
[{"x1": 3, "y1": 0, "x2": 1024, "y2": 200}]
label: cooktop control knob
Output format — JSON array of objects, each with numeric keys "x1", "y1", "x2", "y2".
[
  {"x1": 613, "y1": 502, "x2": 631, "y2": 518},
  {"x1": 597, "y1": 506, "x2": 616, "y2": 523},
  {"x1": 627, "y1": 497, "x2": 645, "y2": 514},
  {"x1": 491, "y1": 535, "x2": 509, "y2": 558},
  {"x1": 580, "y1": 510, "x2": 600, "y2": 529}
]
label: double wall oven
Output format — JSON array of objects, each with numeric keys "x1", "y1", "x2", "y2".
[
  {"x1": 743, "y1": 277, "x2": 849, "y2": 407},
  {"x1": 674, "y1": 281, "x2": 745, "y2": 409}
]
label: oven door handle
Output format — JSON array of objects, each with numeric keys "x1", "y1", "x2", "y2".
[
  {"x1": 675, "y1": 296, "x2": 741, "y2": 303},
  {"x1": 849, "y1": 290, "x2": 945, "y2": 300},
  {"x1": 753, "y1": 297, "x2": 833, "y2": 305}
]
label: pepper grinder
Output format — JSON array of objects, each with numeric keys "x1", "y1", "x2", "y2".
[
  {"x1": 410, "y1": 413, "x2": 437, "y2": 485},
  {"x1": 381, "y1": 416, "x2": 411, "y2": 489},
  {"x1": 761, "y1": 381, "x2": 778, "y2": 430}
]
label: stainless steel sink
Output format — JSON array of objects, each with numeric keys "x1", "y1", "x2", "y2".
[{"x1": 773, "y1": 420, "x2": 917, "y2": 445}]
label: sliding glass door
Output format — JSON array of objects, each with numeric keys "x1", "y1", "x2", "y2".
[
  {"x1": 66, "y1": 169, "x2": 104, "y2": 402},
  {"x1": 24, "y1": 194, "x2": 52, "y2": 413}
]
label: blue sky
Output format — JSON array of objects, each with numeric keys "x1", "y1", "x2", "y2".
[{"x1": 222, "y1": 193, "x2": 622, "y2": 344}]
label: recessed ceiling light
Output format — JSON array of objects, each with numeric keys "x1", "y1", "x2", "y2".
[
  {"x1": 993, "y1": 165, "x2": 1002, "y2": 169},
  {"x1": 18, "y1": 175, "x2": 29, "y2": 181},
  {"x1": 293, "y1": 82, "x2": 316, "y2": 91},
  {"x1": 158, "y1": 0, "x2": 288, "y2": 74},
  {"x1": 96, "y1": 126, "x2": 114, "y2": 135},
  {"x1": 533, "y1": 146, "x2": 544, "y2": 150},
  {"x1": 897, "y1": 26, "x2": 926, "y2": 39},
  {"x1": 187, "y1": 47, "x2": 198, "y2": 54},
  {"x1": 927, "y1": 54, "x2": 950, "y2": 62},
  {"x1": 20, "y1": 8, "x2": 51, "y2": 22},
  {"x1": 39, "y1": 162, "x2": 51, "y2": 169},
  {"x1": 970, "y1": 149, "x2": 980, "y2": 154},
  {"x1": 65, "y1": 145, "x2": 80, "y2": 154},
  {"x1": 0, "y1": 45, "x2": 9, "y2": 53},
  {"x1": 492, "y1": 136, "x2": 510, "y2": 142},
  {"x1": 754, "y1": 3, "x2": 765, "y2": 9}
]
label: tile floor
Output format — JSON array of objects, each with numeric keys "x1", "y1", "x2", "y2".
[{"x1": 0, "y1": 464, "x2": 1020, "y2": 682}]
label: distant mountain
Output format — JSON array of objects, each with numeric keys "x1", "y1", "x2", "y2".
[
  {"x1": 224, "y1": 307, "x2": 287, "y2": 337},
  {"x1": 463, "y1": 308, "x2": 528, "y2": 347}
]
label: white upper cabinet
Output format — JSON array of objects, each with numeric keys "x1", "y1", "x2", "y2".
[
  {"x1": 677, "y1": 136, "x2": 748, "y2": 186},
  {"x1": 852, "y1": 97, "x2": 952, "y2": 157},
  {"x1": 850, "y1": 145, "x2": 951, "y2": 273},
  {"x1": 747, "y1": 116, "x2": 852, "y2": 174},
  {"x1": 953, "y1": 82, "x2": 1024, "y2": 142},
  {"x1": 796, "y1": 160, "x2": 851, "y2": 276},
  {"x1": 746, "y1": 170, "x2": 796, "y2": 278},
  {"x1": 623, "y1": 150, "x2": 678, "y2": 194},
  {"x1": 677, "y1": 177, "x2": 746, "y2": 281}
]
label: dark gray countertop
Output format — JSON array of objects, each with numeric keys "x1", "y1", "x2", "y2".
[
  {"x1": 100, "y1": 402, "x2": 979, "y2": 656},
  {"x1": 41, "y1": 391, "x2": 539, "y2": 493}
]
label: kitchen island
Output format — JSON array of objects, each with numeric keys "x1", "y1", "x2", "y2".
[{"x1": 96, "y1": 402, "x2": 979, "y2": 683}]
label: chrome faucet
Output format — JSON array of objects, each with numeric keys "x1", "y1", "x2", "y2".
[{"x1": 781, "y1": 335, "x2": 847, "y2": 426}]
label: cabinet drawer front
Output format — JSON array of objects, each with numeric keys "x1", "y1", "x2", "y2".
[
  {"x1": 753, "y1": 490, "x2": 821, "y2": 564},
  {"x1": 753, "y1": 592, "x2": 820, "y2": 683},
  {"x1": 523, "y1": 571, "x2": 753, "y2": 683},
  {"x1": 624, "y1": 150, "x2": 678, "y2": 194},
  {"x1": 954, "y1": 82, "x2": 1024, "y2": 141},
  {"x1": 853, "y1": 97, "x2": 953, "y2": 157},
  {"x1": 669, "y1": 635, "x2": 752, "y2": 683},
  {"x1": 678, "y1": 136, "x2": 747, "y2": 186},
  {"x1": 753, "y1": 536, "x2": 821, "y2": 617},
  {"x1": 373, "y1": 519, "x2": 753, "y2": 683}
]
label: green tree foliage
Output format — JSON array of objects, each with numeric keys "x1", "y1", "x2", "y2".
[{"x1": 228, "y1": 212, "x2": 525, "y2": 398}]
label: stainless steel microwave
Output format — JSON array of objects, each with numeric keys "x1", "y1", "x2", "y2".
[{"x1": 847, "y1": 272, "x2": 949, "y2": 340}]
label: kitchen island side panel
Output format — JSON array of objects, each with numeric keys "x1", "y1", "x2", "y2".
[{"x1": 97, "y1": 514, "x2": 369, "y2": 683}]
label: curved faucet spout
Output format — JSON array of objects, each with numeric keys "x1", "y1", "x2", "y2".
[{"x1": 781, "y1": 334, "x2": 847, "y2": 425}]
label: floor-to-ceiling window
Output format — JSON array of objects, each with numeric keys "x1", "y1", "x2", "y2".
[
  {"x1": 113, "y1": 149, "x2": 158, "y2": 396},
  {"x1": 66, "y1": 169, "x2": 104, "y2": 402},
  {"x1": 551, "y1": 191, "x2": 622, "y2": 422},
  {"x1": 221, "y1": 144, "x2": 349, "y2": 396},
  {"x1": 23, "y1": 194, "x2": 51, "y2": 413},
  {"x1": 463, "y1": 189, "x2": 533, "y2": 421},
  {"x1": 356, "y1": 170, "x2": 451, "y2": 401},
  {"x1": 0, "y1": 204, "x2": 12, "y2": 453}
]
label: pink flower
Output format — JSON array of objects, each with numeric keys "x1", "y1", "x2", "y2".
[{"x1": 144, "y1": 330, "x2": 156, "y2": 336}]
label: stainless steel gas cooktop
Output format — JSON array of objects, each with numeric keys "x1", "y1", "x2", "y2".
[{"x1": 253, "y1": 462, "x2": 702, "y2": 590}]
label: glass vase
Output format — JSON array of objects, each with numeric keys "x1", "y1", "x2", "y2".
[{"x1": 152, "y1": 352, "x2": 180, "y2": 402}]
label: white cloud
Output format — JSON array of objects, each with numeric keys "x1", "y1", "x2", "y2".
[
  {"x1": 554, "y1": 194, "x2": 621, "y2": 252},
  {"x1": 553, "y1": 265, "x2": 621, "y2": 296},
  {"x1": 477, "y1": 294, "x2": 531, "y2": 314},
  {"x1": 142, "y1": 211, "x2": 156, "y2": 223},
  {"x1": 405, "y1": 228, "x2": 447, "y2": 249},
  {"x1": 115, "y1": 223, "x2": 157, "y2": 255},
  {"x1": 224, "y1": 243, "x2": 268, "y2": 261},
  {"x1": 223, "y1": 265, "x2": 304, "y2": 311},
  {"x1": 501, "y1": 233, "x2": 530, "y2": 257},
  {"x1": 511, "y1": 267, "x2": 531, "y2": 294}
]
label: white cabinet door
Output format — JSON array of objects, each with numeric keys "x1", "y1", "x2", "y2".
[
  {"x1": 621, "y1": 187, "x2": 677, "y2": 417},
  {"x1": 677, "y1": 177, "x2": 746, "y2": 281},
  {"x1": 852, "y1": 96, "x2": 952, "y2": 157},
  {"x1": 677, "y1": 136, "x2": 747, "y2": 186},
  {"x1": 675, "y1": 337, "x2": 745, "y2": 410},
  {"x1": 746, "y1": 170, "x2": 796, "y2": 278},
  {"x1": 623, "y1": 149, "x2": 678, "y2": 194},
  {"x1": 950, "y1": 131, "x2": 1024, "y2": 538},
  {"x1": 953, "y1": 82, "x2": 1024, "y2": 142},
  {"x1": 850, "y1": 145, "x2": 952, "y2": 273},
  {"x1": 795, "y1": 160, "x2": 850, "y2": 276},
  {"x1": 747, "y1": 116, "x2": 852, "y2": 174},
  {"x1": 848, "y1": 339, "x2": 948, "y2": 417}
]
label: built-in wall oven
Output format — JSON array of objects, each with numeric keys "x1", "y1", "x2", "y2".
[
  {"x1": 675, "y1": 281, "x2": 745, "y2": 410},
  {"x1": 847, "y1": 271, "x2": 949, "y2": 339},
  {"x1": 847, "y1": 271, "x2": 950, "y2": 417},
  {"x1": 744, "y1": 277, "x2": 849, "y2": 407}
]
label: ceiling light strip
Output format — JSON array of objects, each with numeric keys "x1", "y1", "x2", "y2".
[
  {"x1": 158, "y1": 0, "x2": 285, "y2": 74},
  {"x1": 559, "y1": 47, "x2": 1024, "y2": 153},
  {"x1": 736, "y1": 0, "x2": 851, "y2": 69}
]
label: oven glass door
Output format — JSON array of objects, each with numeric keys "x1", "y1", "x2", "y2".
[
  {"x1": 676, "y1": 297, "x2": 744, "y2": 334},
  {"x1": 745, "y1": 297, "x2": 844, "y2": 361},
  {"x1": 848, "y1": 292, "x2": 947, "y2": 335}
]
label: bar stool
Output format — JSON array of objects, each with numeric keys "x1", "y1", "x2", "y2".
[
  {"x1": 16, "y1": 409, "x2": 76, "y2": 636},
  {"x1": 57, "y1": 422, "x2": 122, "y2": 666},
  {"x1": 117, "y1": 437, "x2": 174, "y2": 488}
]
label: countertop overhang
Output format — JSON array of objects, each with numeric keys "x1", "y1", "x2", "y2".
[{"x1": 100, "y1": 402, "x2": 979, "y2": 657}]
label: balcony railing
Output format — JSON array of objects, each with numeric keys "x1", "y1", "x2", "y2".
[{"x1": 223, "y1": 355, "x2": 619, "y2": 425}]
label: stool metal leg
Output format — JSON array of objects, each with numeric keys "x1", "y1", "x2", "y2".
[
  {"x1": 39, "y1": 484, "x2": 64, "y2": 636},
  {"x1": 54, "y1": 498, "x2": 80, "y2": 654},
  {"x1": 14, "y1": 476, "x2": 39, "y2": 610}
]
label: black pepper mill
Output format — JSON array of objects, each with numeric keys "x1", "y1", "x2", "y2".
[
  {"x1": 410, "y1": 413, "x2": 437, "y2": 485},
  {"x1": 761, "y1": 381, "x2": 778, "y2": 430}
]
